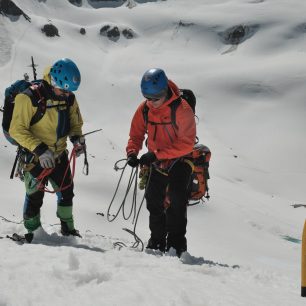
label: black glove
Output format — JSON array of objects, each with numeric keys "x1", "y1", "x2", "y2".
[
  {"x1": 139, "y1": 152, "x2": 156, "y2": 166},
  {"x1": 127, "y1": 154, "x2": 139, "y2": 168}
]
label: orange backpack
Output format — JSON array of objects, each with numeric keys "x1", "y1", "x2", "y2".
[
  {"x1": 161, "y1": 144, "x2": 211, "y2": 208},
  {"x1": 187, "y1": 144, "x2": 211, "y2": 204}
]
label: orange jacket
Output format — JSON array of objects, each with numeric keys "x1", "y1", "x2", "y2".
[{"x1": 126, "y1": 80, "x2": 196, "y2": 160}]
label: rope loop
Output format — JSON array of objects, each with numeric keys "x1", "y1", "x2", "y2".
[
  {"x1": 36, "y1": 148, "x2": 77, "y2": 194},
  {"x1": 103, "y1": 159, "x2": 153, "y2": 252}
]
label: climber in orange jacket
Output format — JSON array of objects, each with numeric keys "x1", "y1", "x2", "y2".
[{"x1": 126, "y1": 68, "x2": 196, "y2": 257}]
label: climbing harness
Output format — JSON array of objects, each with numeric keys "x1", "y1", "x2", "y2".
[{"x1": 35, "y1": 147, "x2": 77, "y2": 193}]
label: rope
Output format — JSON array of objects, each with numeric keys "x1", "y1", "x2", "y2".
[
  {"x1": 0, "y1": 215, "x2": 23, "y2": 224},
  {"x1": 106, "y1": 160, "x2": 139, "y2": 222},
  {"x1": 36, "y1": 148, "x2": 77, "y2": 193},
  {"x1": 105, "y1": 159, "x2": 153, "y2": 252}
]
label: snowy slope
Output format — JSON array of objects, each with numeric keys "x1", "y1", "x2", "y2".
[{"x1": 0, "y1": 0, "x2": 305, "y2": 305}]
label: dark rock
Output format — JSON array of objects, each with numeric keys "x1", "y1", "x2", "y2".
[
  {"x1": 80, "y1": 27, "x2": 86, "y2": 35},
  {"x1": 107, "y1": 26, "x2": 120, "y2": 41},
  {"x1": 219, "y1": 24, "x2": 259, "y2": 45},
  {"x1": 100, "y1": 25, "x2": 111, "y2": 36},
  {"x1": 295, "y1": 23, "x2": 306, "y2": 33},
  {"x1": 88, "y1": 0, "x2": 125, "y2": 9},
  {"x1": 41, "y1": 24, "x2": 60, "y2": 37},
  {"x1": 227, "y1": 25, "x2": 245, "y2": 44},
  {"x1": 68, "y1": 0, "x2": 82, "y2": 5},
  {"x1": 178, "y1": 20, "x2": 194, "y2": 27},
  {"x1": 100, "y1": 25, "x2": 120, "y2": 42},
  {"x1": 122, "y1": 28, "x2": 135, "y2": 39},
  {"x1": 0, "y1": 0, "x2": 31, "y2": 22}
]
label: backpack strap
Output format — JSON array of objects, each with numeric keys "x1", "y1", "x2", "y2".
[
  {"x1": 142, "y1": 102, "x2": 149, "y2": 129},
  {"x1": 142, "y1": 98, "x2": 182, "y2": 129},
  {"x1": 67, "y1": 93, "x2": 75, "y2": 107},
  {"x1": 30, "y1": 84, "x2": 47, "y2": 126},
  {"x1": 169, "y1": 97, "x2": 181, "y2": 130},
  {"x1": 22, "y1": 84, "x2": 47, "y2": 127}
]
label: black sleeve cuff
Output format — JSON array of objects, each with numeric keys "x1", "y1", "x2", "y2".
[
  {"x1": 69, "y1": 135, "x2": 80, "y2": 144},
  {"x1": 33, "y1": 143, "x2": 49, "y2": 156}
]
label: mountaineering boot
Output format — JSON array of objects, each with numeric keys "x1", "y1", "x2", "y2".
[
  {"x1": 146, "y1": 237, "x2": 166, "y2": 252},
  {"x1": 60, "y1": 221, "x2": 82, "y2": 238},
  {"x1": 24, "y1": 232, "x2": 34, "y2": 243},
  {"x1": 167, "y1": 236, "x2": 187, "y2": 257},
  {"x1": 56, "y1": 205, "x2": 81, "y2": 236}
]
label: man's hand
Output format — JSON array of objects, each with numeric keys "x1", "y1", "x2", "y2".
[
  {"x1": 139, "y1": 152, "x2": 156, "y2": 166},
  {"x1": 127, "y1": 154, "x2": 139, "y2": 168},
  {"x1": 39, "y1": 149, "x2": 55, "y2": 168}
]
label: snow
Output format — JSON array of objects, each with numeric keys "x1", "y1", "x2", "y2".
[{"x1": 0, "y1": 0, "x2": 306, "y2": 305}]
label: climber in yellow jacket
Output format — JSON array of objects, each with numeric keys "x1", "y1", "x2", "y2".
[{"x1": 9, "y1": 58, "x2": 85, "y2": 240}]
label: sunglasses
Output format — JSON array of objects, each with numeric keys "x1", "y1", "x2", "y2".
[{"x1": 144, "y1": 96, "x2": 163, "y2": 102}]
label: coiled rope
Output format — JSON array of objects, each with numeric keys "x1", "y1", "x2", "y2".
[{"x1": 105, "y1": 159, "x2": 152, "y2": 251}]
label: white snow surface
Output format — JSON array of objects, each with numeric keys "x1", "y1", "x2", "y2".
[{"x1": 0, "y1": 0, "x2": 305, "y2": 305}]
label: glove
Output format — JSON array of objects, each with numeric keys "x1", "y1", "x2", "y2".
[
  {"x1": 72, "y1": 136, "x2": 86, "y2": 157},
  {"x1": 127, "y1": 154, "x2": 139, "y2": 168},
  {"x1": 39, "y1": 149, "x2": 55, "y2": 168},
  {"x1": 139, "y1": 152, "x2": 156, "y2": 166}
]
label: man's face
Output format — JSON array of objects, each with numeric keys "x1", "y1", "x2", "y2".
[
  {"x1": 146, "y1": 96, "x2": 166, "y2": 108},
  {"x1": 53, "y1": 87, "x2": 71, "y2": 97}
]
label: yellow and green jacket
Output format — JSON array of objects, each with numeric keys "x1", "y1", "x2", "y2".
[{"x1": 9, "y1": 70, "x2": 83, "y2": 157}]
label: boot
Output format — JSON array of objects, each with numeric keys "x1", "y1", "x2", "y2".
[
  {"x1": 60, "y1": 221, "x2": 82, "y2": 238},
  {"x1": 167, "y1": 236, "x2": 187, "y2": 257},
  {"x1": 146, "y1": 237, "x2": 166, "y2": 252}
]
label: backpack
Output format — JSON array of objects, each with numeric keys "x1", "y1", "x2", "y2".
[
  {"x1": 187, "y1": 144, "x2": 211, "y2": 204},
  {"x1": 2, "y1": 79, "x2": 46, "y2": 145},
  {"x1": 142, "y1": 88, "x2": 211, "y2": 204},
  {"x1": 2, "y1": 78, "x2": 75, "y2": 179}
]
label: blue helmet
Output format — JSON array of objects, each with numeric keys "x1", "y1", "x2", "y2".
[
  {"x1": 141, "y1": 68, "x2": 168, "y2": 99},
  {"x1": 50, "y1": 58, "x2": 81, "y2": 91}
]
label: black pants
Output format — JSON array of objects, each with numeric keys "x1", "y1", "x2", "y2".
[
  {"x1": 145, "y1": 160, "x2": 192, "y2": 243},
  {"x1": 23, "y1": 151, "x2": 74, "y2": 220}
]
